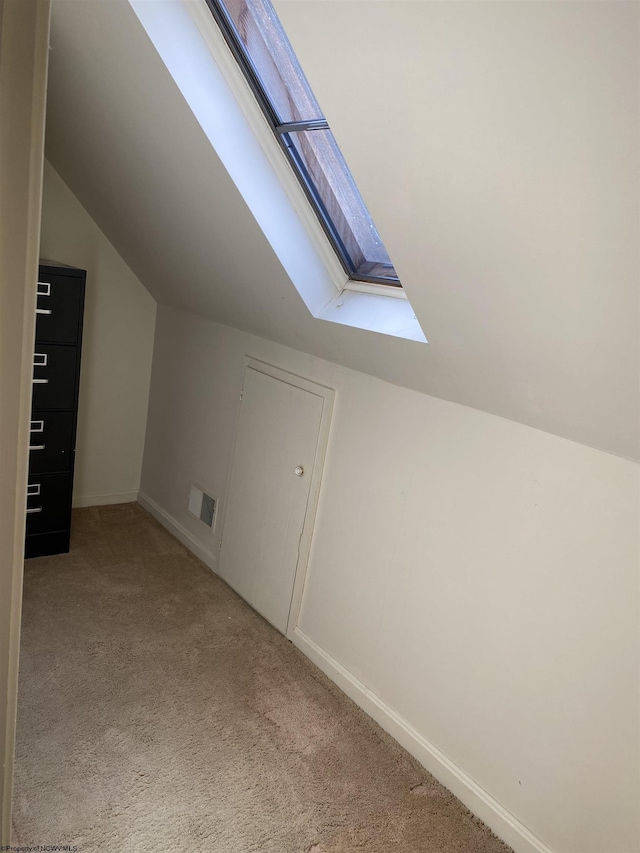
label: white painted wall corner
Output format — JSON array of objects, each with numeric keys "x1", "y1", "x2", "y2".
[
  {"x1": 137, "y1": 491, "x2": 218, "y2": 573},
  {"x1": 73, "y1": 490, "x2": 140, "y2": 508}
]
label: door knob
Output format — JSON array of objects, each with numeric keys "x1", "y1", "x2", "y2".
[{"x1": 294, "y1": 466, "x2": 304, "y2": 476}]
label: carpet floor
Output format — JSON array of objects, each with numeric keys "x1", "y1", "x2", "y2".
[{"x1": 13, "y1": 503, "x2": 512, "y2": 853}]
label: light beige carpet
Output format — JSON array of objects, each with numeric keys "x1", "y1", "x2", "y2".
[{"x1": 13, "y1": 503, "x2": 512, "y2": 853}]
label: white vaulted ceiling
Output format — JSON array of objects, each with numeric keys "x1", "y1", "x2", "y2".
[{"x1": 44, "y1": 0, "x2": 639, "y2": 459}]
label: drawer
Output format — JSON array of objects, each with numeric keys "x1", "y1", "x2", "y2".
[
  {"x1": 26, "y1": 473, "x2": 73, "y2": 536},
  {"x1": 29, "y1": 411, "x2": 75, "y2": 474},
  {"x1": 31, "y1": 344, "x2": 79, "y2": 410},
  {"x1": 35, "y1": 272, "x2": 84, "y2": 344}
]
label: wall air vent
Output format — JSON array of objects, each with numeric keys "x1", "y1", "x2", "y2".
[{"x1": 188, "y1": 484, "x2": 217, "y2": 531}]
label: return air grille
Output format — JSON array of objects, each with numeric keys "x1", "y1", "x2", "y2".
[{"x1": 188, "y1": 484, "x2": 217, "y2": 530}]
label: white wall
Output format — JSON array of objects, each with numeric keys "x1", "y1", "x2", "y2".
[
  {"x1": 44, "y1": 0, "x2": 639, "y2": 460},
  {"x1": 39, "y1": 161, "x2": 156, "y2": 506},
  {"x1": 140, "y1": 305, "x2": 639, "y2": 853},
  {"x1": 277, "y1": 0, "x2": 640, "y2": 462}
]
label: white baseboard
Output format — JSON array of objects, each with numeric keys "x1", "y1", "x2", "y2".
[
  {"x1": 137, "y1": 490, "x2": 218, "y2": 573},
  {"x1": 291, "y1": 627, "x2": 553, "y2": 853},
  {"x1": 134, "y1": 491, "x2": 551, "y2": 853},
  {"x1": 73, "y1": 490, "x2": 139, "y2": 508}
]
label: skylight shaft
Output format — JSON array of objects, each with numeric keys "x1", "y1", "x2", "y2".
[{"x1": 204, "y1": 0, "x2": 401, "y2": 287}]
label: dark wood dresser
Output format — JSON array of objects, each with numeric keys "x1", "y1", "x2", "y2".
[{"x1": 25, "y1": 263, "x2": 86, "y2": 558}]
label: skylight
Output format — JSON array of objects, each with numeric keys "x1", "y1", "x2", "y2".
[
  {"x1": 130, "y1": 0, "x2": 425, "y2": 341},
  {"x1": 204, "y1": 0, "x2": 401, "y2": 287}
]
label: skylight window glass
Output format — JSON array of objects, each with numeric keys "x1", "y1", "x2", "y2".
[
  {"x1": 287, "y1": 129, "x2": 393, "y2": 271},
  {"x1": 206, "y1": 0, "x2": 400, "y2": 286},
  {"x1": 223, "y1": 0, "x2": 323, "y2": 124}
]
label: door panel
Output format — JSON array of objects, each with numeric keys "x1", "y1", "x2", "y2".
[{"x1": 220, "y1": 366, "x2": 324, "y2": 633}]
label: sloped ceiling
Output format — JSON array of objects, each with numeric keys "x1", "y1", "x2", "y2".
[{"x1": 44, "y1": 0, "x2": 639, "y2": 460}]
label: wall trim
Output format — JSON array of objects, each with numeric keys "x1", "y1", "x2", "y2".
[
  {"x1": 291, "y1": 626, "x2": 554, "y2": 853},
  {"x1": 137, "y1": 491, "x2": 218, "y2": 574},
  {"x1": 134, "y1": 489, "x2": 552, "y2": 853},
  {"x1": 73, "y1": 489, "x2": 139, "y2": 508}
]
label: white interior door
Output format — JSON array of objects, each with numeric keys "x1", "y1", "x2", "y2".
[{"x1": 219, "y1": 364, "x2": 325, "y2": 633}]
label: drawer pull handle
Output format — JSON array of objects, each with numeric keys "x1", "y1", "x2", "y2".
[
  {"x1": 36, "y1": 308, "x2": 52, "y2": 315},
  {"x1": 27, "y1": 484, "x2": 41, "y2": 496},
  {"x1": 36, "y1": 282, "x2": 51, "y2": 296},
  {"x1": 30, "y1": 420, "x2": 44, "y2": 432},
  {"x1": 29, "y1": 444, "x2": 45, "y2": 451},
  {"x1": 32, "y1": 378, "x2": 48, "y2": 384},
  {"x1": 26, "y1": 507, "x2": 42, "y2": 514},
  {"x1": 33, "y1": 353, "x2": 48, "y2": 367}
]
